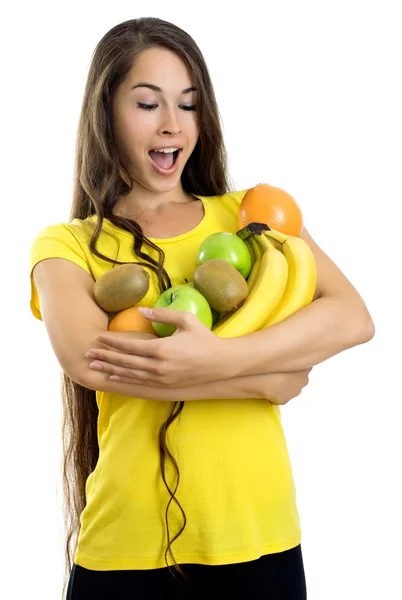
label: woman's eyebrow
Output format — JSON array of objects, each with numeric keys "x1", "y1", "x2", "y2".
[{"x1": 130, "y1": 83, "x2": 197, "y2": 94}]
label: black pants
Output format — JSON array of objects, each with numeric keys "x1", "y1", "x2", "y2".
[{"x1": 66, "y1": 544, "x2": 307, "y2": 599}]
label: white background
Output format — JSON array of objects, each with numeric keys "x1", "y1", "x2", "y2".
[{"x1": 2, "y1": 0, "x2": 401, "y2": 598}]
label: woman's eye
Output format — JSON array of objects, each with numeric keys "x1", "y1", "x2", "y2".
[
  {"x1": 137, "y1": 103, "x2": 197, "y2": 112},
  {"x1": 137, "y1": 103, "x2": 158, "y2": 111}
]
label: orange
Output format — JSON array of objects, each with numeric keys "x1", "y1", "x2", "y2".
[
  {"x1": 108, "y1": 306, "x2": 155, "y2": 333},
  {"x1": 238, "y1": 183, "x2": 303, "y2": 236}
]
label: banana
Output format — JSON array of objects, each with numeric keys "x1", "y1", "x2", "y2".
[
  {"x1": 262, "y1": 227, "x2": 317, "y2": 327},
  {"x1": 213, "y1": 229, "x2": 288, "y2": 338},
  {"x1": 244, "y1": 236, "x2": 256, "y2": 266},
  {"x1": 244, "y1": 236, "x2": 262, "y2": 292}
]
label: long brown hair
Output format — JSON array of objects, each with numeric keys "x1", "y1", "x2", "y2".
[{"x1": 60, "y1": 16, "x2": 233, "y2": 599}]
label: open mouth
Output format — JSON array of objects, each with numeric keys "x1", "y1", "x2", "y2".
[{"x1": 148, "y1": 149, "x2": 181, "y2": 170}]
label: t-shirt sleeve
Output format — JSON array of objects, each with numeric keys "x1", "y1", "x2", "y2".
[
  {"x1": 231, "y1": 189, "x2": 249, "y2": 207},
  {"x1": 29, "y1": 223, "x2": 92, "y2": 321},
  {"x1": 219, "y1": 189, "x2": 249, "y2": 219}
]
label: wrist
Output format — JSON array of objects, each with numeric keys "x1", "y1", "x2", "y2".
[
  {"x1": 223, "y1": 328, "x2": 279, "y2": 378},
  {"x1": 221, "y1": 336, "x2": 254, "y2": 378}
]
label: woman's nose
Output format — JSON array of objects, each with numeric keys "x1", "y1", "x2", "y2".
[{"x1": 159, "y1": 107, "x2": 181, "y2": 136}]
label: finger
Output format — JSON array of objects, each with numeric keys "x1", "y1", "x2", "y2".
[
  {"x1": 139, "y1": 307, "x2": 196, "y2": 330},
  {"x1": 96, "y1": 335, "x2": 160, "y2": 357},
  {"x1": 88, "y1": 360, "x2": 164, "y2": 383},
  {"x1": 86, "y1": 349, "x2": 159, "y2": 373},
  {"x1": 109, "y1": 375, "x2": 164, "y2": 386}
]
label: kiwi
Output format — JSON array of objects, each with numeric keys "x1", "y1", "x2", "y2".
[
  {"x1": 193, "y1": 259, "x2": 248, "y2": 312},
  {"x1": 94, "y1": 264, "x2": 150, "y2": 312}
]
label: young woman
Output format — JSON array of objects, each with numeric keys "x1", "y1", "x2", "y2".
[{"x1": 29, "y1": 17, "x2": 375, "y2": 600}]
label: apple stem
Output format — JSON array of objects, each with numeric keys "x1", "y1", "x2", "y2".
[{"x1": 170, "y1": 293, "x2": 174, "y2": 303}]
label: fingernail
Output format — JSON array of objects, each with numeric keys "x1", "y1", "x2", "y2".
[
  {"x1": 138, "y1": 307, "x2": 153, "y2": 315},
  {"x1": 89, "y1": 362, "x2": 103, "y2": 370},
  {"x1": 85, "y1": 352, "x2": 97, "y2": 358}
]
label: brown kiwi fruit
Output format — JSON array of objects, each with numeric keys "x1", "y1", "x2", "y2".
[
  {"x1": 94, "y1": 263, "x2": 150, "y2": 312},
  {"x1": 193, "y1": 259, "x2": 248, "y2": 312}
]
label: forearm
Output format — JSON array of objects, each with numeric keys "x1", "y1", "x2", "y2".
[
  {"x1": 228, "y1": 295, "x2": 375, "y2": 376},
  {"x1": 81, "y1": 369, "x2": 263, "y2": 402},
  {"x1": 77, "y1": 329, "x2": 265, "y2": 402}
]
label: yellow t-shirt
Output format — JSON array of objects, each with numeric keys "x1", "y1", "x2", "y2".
[{"x1": 29, "y1": 189, "x2": 301, "y2": 571}]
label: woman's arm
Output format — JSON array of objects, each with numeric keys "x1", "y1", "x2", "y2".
[
  {"x1": 226, "y1": 226, "x2": 375, "y2": 377},
  {"x1": 229, "y1": 294, "x2": 373, "y2": 376},
  {"x1": 81, "y1": 366, "x2": 261, "y2": 401},
  {"x1": 80, "y1": 365, "x2": 311, "y2": 404}
]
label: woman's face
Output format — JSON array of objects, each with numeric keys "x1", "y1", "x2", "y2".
[{"x1": 112, "y1": 47, "x2": 199, "y2": 194}]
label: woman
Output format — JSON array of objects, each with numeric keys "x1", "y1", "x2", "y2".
[{"x1": 29, "y1": 17, "x2": 375, "y2": 600}]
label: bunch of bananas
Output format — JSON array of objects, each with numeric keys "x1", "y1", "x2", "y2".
[{"x1": 212, "y1": 222, "x2": 317, "y2": 338}]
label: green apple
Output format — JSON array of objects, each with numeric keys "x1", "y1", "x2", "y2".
[
  {"x1": 183, "y1": 282, "x2": 219, "y2": 324},
  {"x1": 196, "y1": 232, "x2": 252, "y2": 279},
  {"x1": 152, "y1": 284, "x2": 213, "y2": 337}
]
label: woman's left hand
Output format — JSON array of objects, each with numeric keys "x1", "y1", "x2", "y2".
[{"x1": 85, "y1": 307, "x2": 235, "y2": 387}]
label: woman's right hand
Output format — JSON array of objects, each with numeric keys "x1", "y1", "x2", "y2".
[{"x1": 249, "y1": 369, "x2": 313, "y2": 405}]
